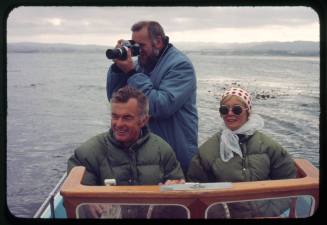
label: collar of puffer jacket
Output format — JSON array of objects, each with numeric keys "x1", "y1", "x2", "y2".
[{"x1": 107, "y1": 125, "x2": 151, "y2": 151}]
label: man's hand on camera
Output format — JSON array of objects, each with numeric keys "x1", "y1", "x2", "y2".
[{"x1": 114, "y1": 48, "x2": 135, "y2": 74}]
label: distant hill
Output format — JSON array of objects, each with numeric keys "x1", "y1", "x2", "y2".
[
  {"x1": 176, "y1": 41, "x2": 319, "y2": 56},
  {"x1": 7, "y1": 41, "x2": 319, "y2": 56},
  {"x1": 7, "y1": 42, "x2": 107, "y2": 53}
]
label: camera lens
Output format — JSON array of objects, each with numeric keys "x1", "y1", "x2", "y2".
[
  {"x1": 106, "y1": 47, "x2": 128, "y2": 60},
  {"x1": 105, "y1": 40, "x2": 139, "y2": 60}
]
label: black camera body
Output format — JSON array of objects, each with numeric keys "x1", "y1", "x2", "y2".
[{"x1": 106, "y1": 40, "x2": 140, "y2": 60}]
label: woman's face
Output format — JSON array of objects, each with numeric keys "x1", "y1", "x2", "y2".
[{"x1": 220, "y1": 96, "x2": 249, "y2": 131}]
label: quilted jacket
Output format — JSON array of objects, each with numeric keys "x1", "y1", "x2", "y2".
[
  {"x1": 187, "y1": 131, "x2": 297, "y2": 218},
  {"x1": 67, "y1": 126, "x2": 184, "y2": 186}
]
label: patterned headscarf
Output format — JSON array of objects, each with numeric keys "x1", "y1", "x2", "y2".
[{"x1": 221, "y1": 87, "x2": 253, "y2": 113}]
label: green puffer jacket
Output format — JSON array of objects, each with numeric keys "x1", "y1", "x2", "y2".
[
  {"x1": 67, "y1": 126, "x2": 184, "y2": 186},
  {"x1": 187, "y1": 131, "x2": 297, "y2": 218}
]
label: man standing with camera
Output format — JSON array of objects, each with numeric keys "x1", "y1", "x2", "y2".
[{"x1": 106, "y1": 21, "x2": 198, "y2": 173}]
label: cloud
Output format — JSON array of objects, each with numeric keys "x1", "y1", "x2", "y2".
[
  {"x1": 6, "y1": 6, "x2": 319, "y2": 45},
  {"x1": 46, "y1": 18, "x2": 63, "y2": 26}
]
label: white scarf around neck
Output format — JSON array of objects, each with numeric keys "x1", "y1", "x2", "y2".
[{"x1": 220, "y1": 113, "x2": 264, "y2": 162}]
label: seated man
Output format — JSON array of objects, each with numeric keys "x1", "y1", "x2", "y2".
[{"x1": 67, "y1": 86, "x2": 185, "y2": 218}]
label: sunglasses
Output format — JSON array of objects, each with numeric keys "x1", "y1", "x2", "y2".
[{"x1": 219, "y1": 105, "x2": 248, "y2": 116}]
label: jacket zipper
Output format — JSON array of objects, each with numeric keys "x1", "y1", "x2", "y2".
[
  {"x1": 128, "y1": 148, "x2": 138, "y2": 185},
  {"x1": 240, "y1": 142, "x2": 247, "y2": 180}
]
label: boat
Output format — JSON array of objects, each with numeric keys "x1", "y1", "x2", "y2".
[{"x1": 34, "y1": 158, "x2": 319, "y2": 219}]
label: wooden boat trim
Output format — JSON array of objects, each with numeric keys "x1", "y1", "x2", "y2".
[{"x1": 60, "y1": 159, "x2": 319, "y2": 218}]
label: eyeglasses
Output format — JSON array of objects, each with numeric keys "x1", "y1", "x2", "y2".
[{"x1": 219, "y1": 105, "x2": 248, "y2": 116}]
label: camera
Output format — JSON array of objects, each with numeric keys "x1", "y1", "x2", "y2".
[{"x1": 106, "y1": 40, "x2": 140, "y2": 60}]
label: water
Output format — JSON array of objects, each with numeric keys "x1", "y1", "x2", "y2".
[{"x1": 6, "y1": 48, "x2": 319, "y2": 217}]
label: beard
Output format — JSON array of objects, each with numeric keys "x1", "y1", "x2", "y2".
[{"x1": 139, "y1": 47, "x2": 160, "y2": 73}]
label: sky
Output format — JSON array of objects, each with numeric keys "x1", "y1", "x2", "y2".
[{"x1": 6, "y1": 6, "x2": 319, "y2": 46}]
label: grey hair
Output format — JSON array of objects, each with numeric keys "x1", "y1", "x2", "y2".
[
  {"x1": 131, "y1": 21, "x2": 166, "y2": 44},
  {"x1": 111, "y1": 86, "x2": 149, "y2": 116}
]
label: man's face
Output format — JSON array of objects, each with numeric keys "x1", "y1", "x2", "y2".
[
  {"x1": 132, "y1": 27, "x2": 160, "y2": 69},
  {"x1": 111, "y1": 98, "x2": 147, "y2": 146}
]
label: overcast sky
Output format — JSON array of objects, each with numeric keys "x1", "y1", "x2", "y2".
[{"x1": 7, "y1": 6, "x2": 319, "y2": 45}]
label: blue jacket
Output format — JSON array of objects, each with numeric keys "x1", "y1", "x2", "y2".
[{"x1": 106, "y1": 44, "x2": 198, "y2": 172}]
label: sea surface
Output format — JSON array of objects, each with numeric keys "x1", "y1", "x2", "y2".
[{"x1": 6, "y1": 47, "x2": 319, "y2": 217}]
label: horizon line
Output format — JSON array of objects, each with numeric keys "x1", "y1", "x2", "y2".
[{"x1": 7, "y1": 40, "x2": 319, "y2": 47}]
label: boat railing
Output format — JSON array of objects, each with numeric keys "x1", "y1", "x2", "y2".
[
  {"x1": 33, "y1": 172, "x2": 67, "y2": 218},
  {"x1": 60, "y1": 159, "x2": 319, "y2": 219}
]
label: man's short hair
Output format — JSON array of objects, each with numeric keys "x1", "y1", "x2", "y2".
[
  {"x1": 131, "y1": 21, "x2": 165, "y2": 44},
  {"x1": 111, "y1": 86, "x2": 149, "y2": 116}
]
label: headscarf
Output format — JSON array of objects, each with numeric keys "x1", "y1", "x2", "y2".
[
  {"x1": 219, "y1": 87, "x2": 264, "y2": 162},
  {"x1": 221, "y1": 87, "x2": 253, "y2": 113}
]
